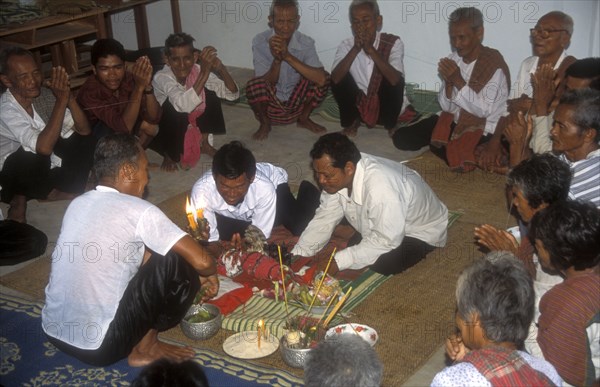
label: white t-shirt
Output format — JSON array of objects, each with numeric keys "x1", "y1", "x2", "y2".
[
  {"x1": 42, "y1": 186, "x2": 186, "y2": 350},
  {"x1": 190, "y1": 162, "x2": 288, "y2": 241}
]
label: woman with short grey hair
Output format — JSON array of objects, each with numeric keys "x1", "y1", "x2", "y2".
[{"x1": 432, "y1": 252, "x2": 562, "y2": 386}]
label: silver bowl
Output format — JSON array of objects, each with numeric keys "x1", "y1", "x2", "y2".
[
  {"x1": 279, "y1": 335, "x2": 312, "y2": 368},
  {"x1": 180, "y1": 304, "x2": 222, "y2": 340}
]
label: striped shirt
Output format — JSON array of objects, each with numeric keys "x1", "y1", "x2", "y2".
[
  {"x1": 538, "y1": 272, "x2": 600, "y2": 386},
  {"x1": 560, "y1": 149, "x2": 600, "y2": 208}
]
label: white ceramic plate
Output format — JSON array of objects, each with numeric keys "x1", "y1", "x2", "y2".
[
  {"x1": 325, "y1": 323, "x2": 378, "y2": 347},
  {"x1": 223, "y1": 331, "x2": 279, "y2": 359}
]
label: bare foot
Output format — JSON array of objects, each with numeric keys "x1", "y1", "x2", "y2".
[
  {"x1": 44, "y1": 189, "x2": 77, "y2": 202},
  {"x1": 341, "y1": 120, "x2": 360, "y2": 137},
  {"x1": 8, "y1": 195, "x2": 27, "y2": 223},
  {"x1": 201, "y1": 140, "x2": 217, "y2": 157},
  {"x1": 297, "y1": 117, "x2": 326, "y2": 134},
  {"x1": 161, "y1": 155, "x2": 178, "y2": 172},
  {"x1": 252, "y1": 123, "x2": 271, "y2": 141},
  {"x1": 128, "y1": 329, "x2": 195, "y2": 367}
]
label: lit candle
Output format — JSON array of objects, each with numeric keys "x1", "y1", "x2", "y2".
[
  {"x1": 257, "y1": 320, "x2": 264, "y2": 349},
  {"x1": 186, "y1": 196, "x2": 197, "y2": 231}
]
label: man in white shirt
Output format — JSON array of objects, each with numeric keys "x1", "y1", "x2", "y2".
[
  {"x1": 151, "y1": 33, "x2": 239, "y2": 171},
  {"x1": 42, "y1": 134, "x2": 219, "y2": 367},
  {"x1": 0, "y1": 47, "x2": 94, "y2": 223},
  {"x1": 488, "y1": 11, "x2": 575, "y2": 172},
  {"x1": 292, "y1": 133, "x2": 448, "y2": 275},
  {"x1": 191, "y1": 141, "x2": 320, "y2": 251},
  {"x1": 331, "y1": 0, "x2": 406, "y2": 137},
  {"x1": 394, "y1": 8, "x2": 509, "y2": 175}
]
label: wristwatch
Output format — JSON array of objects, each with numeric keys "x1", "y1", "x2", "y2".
[{"x1": 143, "y1": 86, "x2": 154, "y2": 94}]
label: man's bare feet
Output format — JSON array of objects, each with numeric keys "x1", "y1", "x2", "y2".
[
  {"x1": 201, "y1": 139, "x2": 217, "y2": 157},
  {"x1": 128, "y1": 329, "x2": 195, "y2": 367},
  {"x1": 297, "y1": 117, "x2": 326, "y2": 134},
  {"x1": 44, "y1": 189, "x2": 77, "y2": 202},
  {"x1": 7, "y1": 195, "x2": 27, "y2": 223},
  {"x1": 252, "y1": 123, "x2": 271, "y2": 141},
  {"x1": 341, "y1": 119, "x2": 360, "y2": 137},
  {"x1": 161, "y1": 155, "x2": 178, "y2": 172}
]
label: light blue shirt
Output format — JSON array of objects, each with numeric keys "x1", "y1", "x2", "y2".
[{"x1": 252, "y1": 29, "x2": 322, "y2": 101}]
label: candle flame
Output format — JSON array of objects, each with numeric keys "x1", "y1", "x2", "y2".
[{"x1": 185, "y1": 196, "x2": 194, "y2": 214}]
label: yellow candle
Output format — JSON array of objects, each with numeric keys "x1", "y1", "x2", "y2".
[
  {"x1": 185, "y1": 197, "x2": 197, "y2": 231},
  {"x1": 196, "y1": 207, "x2": 204, "y2": 219},
  {"x1": 257, "y1": 320, "x2": 264, "y2": 349}
]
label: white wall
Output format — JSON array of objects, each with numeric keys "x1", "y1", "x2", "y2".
[{"x1": 110, "y1": 0, "x2": 600, "y2": 91}]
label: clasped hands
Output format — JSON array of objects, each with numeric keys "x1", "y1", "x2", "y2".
[
  {"x1": 198, "y1": 46, "x2": 224, "y2": 74},
  {"x1": 474, "y1": 224, "x2": 519, "y2": 255},
  {"x1": 352, "y1": 25, "x2": 376, "y2": 56},
  {"x1": 269, "y1": 34, "x2": 290, "y2": 62},
  {"x1": 46, "y1": 66, "x2": 71, "y2": 101},
  {"x1": 438, "y1": 58, "x2": 465, "y2": 88}
]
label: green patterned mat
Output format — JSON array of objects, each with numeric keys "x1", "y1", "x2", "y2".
[{"x1": 228, "y1": 82, "x2": 441, "y2": 125}]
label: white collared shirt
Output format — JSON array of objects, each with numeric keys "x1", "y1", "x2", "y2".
[
  {"x1": 514, "y1": 51, "x2": 568, "y2": 99},
  {"x1": 152, "y1": 64, "x2": 239, "y2": 112},
  {"x1": 292, "y1": 153, "x2": 448, "y2": 271},
  {"x1": 332, "y1": 31, "x2": 405, "y2": 94},
  {"x1": 0, "y1": 89, "x2": 74, "y2": 169},
  {"x1": 438, "y1": 52, "x2": 509, "y2": 135},
  {"x1": 190, "y1": 163, "x2": 288, "y2": 241}
]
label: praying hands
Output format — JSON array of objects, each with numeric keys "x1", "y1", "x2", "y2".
[{"x1": 474, "y1": 224, "x2": 519, "y2": 255}]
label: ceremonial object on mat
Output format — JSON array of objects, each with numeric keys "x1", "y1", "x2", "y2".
[
  {"x1": 307, "y1": 247, "x2": 336, "y2": 314},
  {"x1": 180, "y1": 303, "x2": 222, "y2": 340}
]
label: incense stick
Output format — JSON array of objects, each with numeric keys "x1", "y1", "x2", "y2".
[
  {"x1": 323, "y1": 286, "x2": 352, "y2": 327},
  {"x1": 315, "y1": 290, "x2": 339, "y2": 326},
  {"x1": 277, "y1": 245, "x2": 290, "y2": 318},
  {"x1": 307, "y1": 247, "x2": 337, "y2": 314}
]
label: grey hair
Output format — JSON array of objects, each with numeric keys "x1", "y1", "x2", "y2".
[
  {"x1": 349, "y1": 0, "x2": 380, "y2": 21},
  {"x1": 269, "y1": 0, "x2": 298, "y2": 19},
  {"x1": 0, "y1": 46, "x2": 35, "y2": 75},
  {"x1": 559, "y1": 88, "x2": 600, "y2": 142},
  {"x1": 449, "y1": 7, "x2": 484, "y2": 29},
  {"x1": 455, "y1": 252, "x2": 534, "y2": 345},
  {"x1": 541, "y1": 11, "x2": 574, "y2": 35},
  {"x1": 93, "y1": 134, "x2": 142, "y2": 181},
  {"x1": 304, "y1": 334, "x2": 383, "y2": 387}
]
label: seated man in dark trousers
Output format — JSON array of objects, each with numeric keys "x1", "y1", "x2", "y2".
[
  {"x1": 42, "y1": 134, "x2": 219, "y2": 367},
  {"x1": 151, "y1": 32, "x2": 239, "y2": 171},
  {"x1": 190, "y1": 141, "x2": 320, "y2": 252},
  {"x1": 246, "y1": 0, "x2": 329, "y2": 141},
  {"x1": 292, "y1": 133, "x2": 448, "y2": 275},
  {"x1": 77, "y1": 38, "x2": 161, "y2": 148},
  {"x1": 0, "y1": 47, "x2": 94, "y2": 223},
  {"x1": 393, "y1": 7, "x2": 509, "y2": 173},
  {"x1": 331, "y1": 0, "x2": 406, "y2": 137}
]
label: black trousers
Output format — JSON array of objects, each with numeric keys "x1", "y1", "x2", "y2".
[
  {"x1": 216, "y1": 181, "x2": 321, "y2": 241},
  {"x1": 331, "y1": 73, "x2": 405, "y2": 130},
  {"x1": 348, "y1": 233, "x2": 436, "y2": 275},
  {"x1": 46, "y1": 251, "x2": 200, "y2": 366},
  {"x1": 0, "y1": 133, "x2": 96, "y2": 203},
  {"x1": 149, "y1": 89, "x2": 226, "y2": 162},
  {"x1": 0, "y1": 220, "x2": 47, "y2": 266}
]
